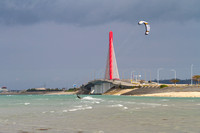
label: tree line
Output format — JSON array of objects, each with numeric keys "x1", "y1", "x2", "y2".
[{"x1": 152, "y1": 75, "x2": 200, "y2": 85}]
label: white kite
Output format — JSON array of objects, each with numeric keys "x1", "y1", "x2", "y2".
[{"x1": 138, "y1": 21, "x2": 150, "y2": 35}]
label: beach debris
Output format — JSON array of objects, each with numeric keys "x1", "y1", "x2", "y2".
[
  {"x1": 138, "y1": 21, "x2": 150, "y2": 35},
  {"x1": 37, "y1": 128, "x2": 51, "y2": 131}
]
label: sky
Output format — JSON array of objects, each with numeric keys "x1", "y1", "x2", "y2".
[{"x1": 0, "y1": 0, "x2": 200, "y2": 90}]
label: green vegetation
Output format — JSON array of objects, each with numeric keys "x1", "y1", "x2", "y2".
[
  {"x1": 65, "y1": 88, "x2": 79, "y2": 92},
  {"x1": 26, "y1": 88, "x2": 63, "y2": 92},
  {"x1": 26, "y1": 88, "x2": 39, "y2": 92},
  {"x1": 170, "y1": 79, "x2": 180, "y2": 85},
  {"x1": 160, "y1": 84, "x2": 168, "y2": 88},
  {"x1": 193, "y1": 75, "x2": 200, "y2": 85},
  {"x1": 65, "y1": 88, "x2": 76, "y2": 92}
]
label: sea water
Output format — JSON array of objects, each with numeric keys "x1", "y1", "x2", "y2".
[{"x1": 0, "y1": 95, "x2": 200, "y2": 133}]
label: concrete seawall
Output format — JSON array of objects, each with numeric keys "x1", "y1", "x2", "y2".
[{"x1": 103, "y1": 86, "x2": 200, "y2": 97}]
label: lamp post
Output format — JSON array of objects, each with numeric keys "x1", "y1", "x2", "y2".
[
  {"x1": 131, "y1": 71, "x2": 135, "y2": 83},
  {"x1": 138, "y1": 75, "x2": 141, "y2": 82},
  {"x1": 171, "y1": 69, "x2": 176, "y2": 80},
  {"x1": 191, "y1": 64, "x2": 193, "y2": 86},
  {"x1": 157, "y1": 68, "x2": 163, "y2": 85},
  {"x1": 171, "y1": 69, "x2": 176, "y2": 86},
  {"x1": 135, "y1": 75, "x2": 138, "y2": 83}
]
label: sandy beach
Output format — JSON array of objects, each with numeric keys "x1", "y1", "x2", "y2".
[
  {"x1": 0, "y1": 91, "x2": 78, "y2": 95},
  {"x1": 42, "y1": 90, "x2": 200, "y2": 97},
  {"x1": 104, "y1": 86, "x2": 200, "y2": 97},
  {"x1": 135, "y1": 92, "x2": 200, "y2": 97},
  {"x1": 45, "y1": 91, "x2": 78, "y2": 95}
]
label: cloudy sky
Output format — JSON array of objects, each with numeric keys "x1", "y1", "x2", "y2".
[{"x1": 0, "y1": 0, "x2": 200, "y2": 89}]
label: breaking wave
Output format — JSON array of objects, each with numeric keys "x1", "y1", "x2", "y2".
[{"x1": 82, "y1": 96, "x2": 102, "y2": 101}]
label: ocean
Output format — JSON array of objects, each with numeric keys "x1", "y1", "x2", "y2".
[{"x1": 0, "y1": 95, "x2": 200, "y2": 133}]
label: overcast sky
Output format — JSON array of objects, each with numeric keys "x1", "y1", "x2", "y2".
[{"x1": 0, "y1": 0, "x2": 200, "y2": 89}]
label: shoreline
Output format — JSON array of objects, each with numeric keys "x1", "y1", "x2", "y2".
[
  {"x1": 1, "y1": 86, "x2": 200, "y2": 97},
  {"x1": 45, "y1": 91, "x2": 78, "y2": 95},
  {"x1": 105, "y1": 86, "x2": 200, "y2": 97},
  {"x1": 0, "y1": 91, "x2": 77, "y2": 95},
  {"x1": 134, "y1": 92, "x2": 200, "y2": 97},
  {"x1": 47, "y1": 90, "x2": 200, "y2": 97}
]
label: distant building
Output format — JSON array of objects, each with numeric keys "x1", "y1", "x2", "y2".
[
  {"x1": 0, "y1": 86, "x2": 8, "y2": 92},
  {"x1": 35, "y1": 88, "x2": 46, "y2": 91}
]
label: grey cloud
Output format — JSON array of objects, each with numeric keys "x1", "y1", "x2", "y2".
[{"x1": 0, "y1": 0, "x2": 200, "y2": 26}]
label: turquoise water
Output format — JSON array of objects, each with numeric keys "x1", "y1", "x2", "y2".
[{"x1": 0, "y1": 95, "x2": 200, "y2": 133}]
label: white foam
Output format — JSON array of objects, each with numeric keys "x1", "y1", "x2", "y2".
[
  {"x1": 111, "y1": 104, "x2": 123, "y2": 107},
  {"x1": 24, "y1": 103, "x2": 30, "y2": 105},
  {"x1": 85, "y1": 106, "x2": 92, "y2": 109},
  {"x1": 36, "y1": 98, "x2": 49, "y2": 101},
  {"x1": 63, "y1": 110, "x2": 68, "y2": 112},
  {"x1": 69, "y1": 109, "x2": 79, "y2": 112},
  {"x1": 162, "y1": 104, "x2": 168, "y2": 107},
  {"x1": 68, "y1": 105, "x2": 93, "y2": 112},
  {"x1": 161, "y1": 99, "x2": 169, "y2": 102},
  {"x1": 139, "y1": 102, "x2": 162, "y2": 106},
  {"x1": 74, "y1": 105, "x2": 83, "y2": 108},
  {"x1": 50, "y1": 111, "x2": 55, "y2": 113},
  {"x1": 82, "y1": 96, "x2": 102, "y2": 101},
  {"x1": 126, "y1": 102, "x2": 136, "y2": 104},
  {"x1": 123, "y1": 107, "x2": 128, "y2": 109}
]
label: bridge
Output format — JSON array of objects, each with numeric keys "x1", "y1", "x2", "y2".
[
  {"x1": 80, "y1": 31, "x2": 136, "y2": 94},
  {"x1": 81, "y1": 79, "x2": 136, "y2": 95}
]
